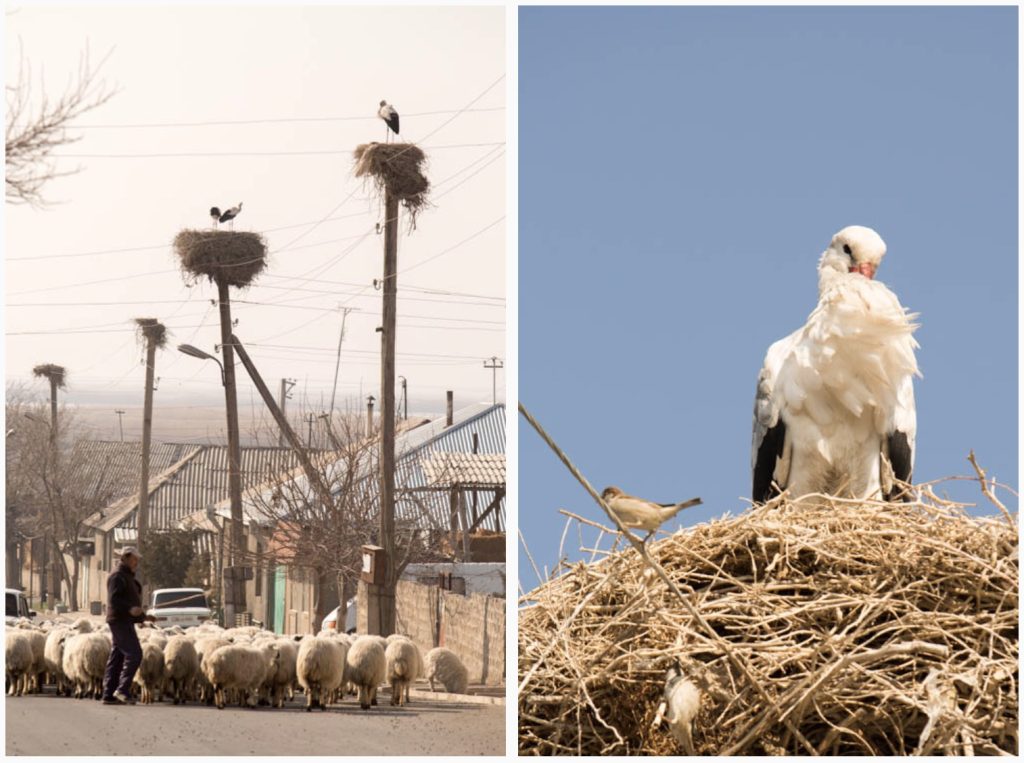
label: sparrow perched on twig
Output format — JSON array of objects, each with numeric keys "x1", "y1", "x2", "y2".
[{"x1": 600, "y1": 486, "x2": 702, "y2": 540}]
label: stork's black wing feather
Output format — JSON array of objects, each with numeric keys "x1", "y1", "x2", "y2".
[
  {"x1": 210, "y1": 207, "x2": 221, "y2": 217},
  {"x1": 386, "y1": 114, "x2": 400, "y2": 134},
  {"x1": 885, "y1": 430, "x2": 913, "y2": 502},
  {"x1": 753, "y1": 419, "x2": 786, "y2": 504}
]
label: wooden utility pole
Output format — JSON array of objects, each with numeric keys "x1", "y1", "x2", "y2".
[
  {"x1": 232, "y1": 336, "x2": 336, "y2": 510},
  {"x1": 216, "y1": 277, "x2": 246, "y2": 624},
  {"x1": 278, "y1": 379, "x2": 295, "y2": 447},
  {"x1": 329, "y1": 307, "x2": 353, "y2": 415},
  {"x1": 484, "y1": 356, "x2": 504, "y2": 405},
  {"x1": 379, "y1": 191, "x2": 399, "y2": 636},
  {"x1": 137, "y1": 333, "x2": 159, "y2": 557}
]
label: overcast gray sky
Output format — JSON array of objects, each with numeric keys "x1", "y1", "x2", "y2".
[{"x1": 5, "y1": 5, "x2": 506, "y2": 428}]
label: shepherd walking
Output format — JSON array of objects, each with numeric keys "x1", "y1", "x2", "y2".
[{"x1": 101, "y1": 546, "x2": 156, "y2": 705}]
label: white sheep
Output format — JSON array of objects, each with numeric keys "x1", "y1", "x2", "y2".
[
  {"x1": 193, "y1": 635, "x2": 232, "y2": 705},
  {"x1": 163, "y1": 635, "x2": 199, "y2": 705},
  {"x1": 425, "y1": 647, "x2": 468, "y2": 694},
  {"x1": 71, "y1": 618, "x2": 94, "y2": 633},
  {"x1": 23, "y1": 628, "x2": 47, "y2": 693},
  {"x1": 385, "y1": 637, "x2": 422, "y2": 707},
  {"x1": 260, "y1": 638, "x2": 298, "y2": 709},
  {"x1": 43, "y1": 627, "x2": 72, "y2": 696},
  {"x1": 296, "y1": 635, "x2": 347, "y2": 712},
  {"x1": 6, "y1": 630, "x2": 35, "y2": 696},
  {"x1": 346, "y1": 636, "x2": 387, "y2": 710},
  {"x1": 134, "y1": 642, "x2": 165, "y2": 704},
  {"x1": 62, "y1": 632, "x2": 110, "y2": 699},
  {"x1": 202, "y1": 644, "x2": 268, "y2": 709}
]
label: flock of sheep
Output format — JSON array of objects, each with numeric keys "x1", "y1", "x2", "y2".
[{"x1": 6, "y1": 617, "x2": 470, "y2": 712}]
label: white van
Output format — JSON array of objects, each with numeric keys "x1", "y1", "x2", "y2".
[
  {"x1": 5, "y1": 589, "x2": 35, "y2": 620},
  {"x1": 150, "y1": 588, "x2": 213, "y2": 628}
]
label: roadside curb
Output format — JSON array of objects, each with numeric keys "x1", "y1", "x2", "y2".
[{"x1": 409, "y1": 688, "x2": 505, "y2": 706}]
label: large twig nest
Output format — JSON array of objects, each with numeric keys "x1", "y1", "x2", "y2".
[
  {"x1": 173, "y1": 230, "x2": 268, "y2": 288},
  {"x1": 518, "y1": 493, "x2": 1018, "y2": 756},
  {"x1": 354, "y1": 142, "x2": 430, "y2": 227},
  {"x1": 133, "y1": 317, "x2": 167, "y2": 349},
  {"x1": 32, "y1": 363, "x2": 66, "y2": 388}
]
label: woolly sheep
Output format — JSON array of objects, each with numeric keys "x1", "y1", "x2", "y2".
[
  {"x1": 71, "y1": 618, "x2": 94, "y2": 633},
  {"x1": 194, "y1": 636, "x2": 232, "y2": 705},
  {"x1": 6, "y1": 631, "x2": 35, "y2": 696},
  {"x1": 346, "y1": 636, "x2": 387, "y2": 710},
  {"x1": 425, "y1": 647, "x2": 468, "y2": 694},
  {"x1": 202, "y1": 644, "x2": 268, "y2": 709},
  {"x1": 134, "y1": 642, "x2": 165, "y2": 704},
  {"x1": 385, "y1": 637, "x2": 422, "y2": 707},
  {"x1": 43, "y1": 627, "x2": 73, "y2": 696},
  {"x1": 163, "y1": 635, "x2": 199, "y2": 705},
  {"x1": 296, "y1": 635, "x2": 347, "y2": 712},
  {"x1": 24, "y1": 628, "x2": 46, "y2": 693},
  {"x1": 261, "y1": 638, "x2": 298, "y2": 709},
  {"x1": 62, "y1": 632, "x2": 110, "y2": 699}
]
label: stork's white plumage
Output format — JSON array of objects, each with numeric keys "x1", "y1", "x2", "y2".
[
  {"x1": 751, "y1": 226, "x2": 919, "y2": 504},
  {"x1": 219, "y1": 202, "x2": 243, "y2": 230},
  {"x1": 377, "y1": 100, "x2": 399, "y2": 142}
]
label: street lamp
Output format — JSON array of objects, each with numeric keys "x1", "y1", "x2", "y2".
[{"x1": 177, "y1": 344, "x2": 225, "y2": 386}]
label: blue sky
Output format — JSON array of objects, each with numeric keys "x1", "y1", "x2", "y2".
[{"x1": 518, "y1": 6, "x2": 1018, "y2": 590}]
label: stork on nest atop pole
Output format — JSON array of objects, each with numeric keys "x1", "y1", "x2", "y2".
[{"x1": 378, "y1": 100, "x2": 399, "y2": 143}]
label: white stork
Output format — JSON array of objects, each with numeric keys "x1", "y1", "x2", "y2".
[
  {"x1": 209, "y1": 207, "x2": 221, "y2": 229},
  {"x1": 751, "y1": 225, "x2": 919, "y2": 505},
  {"x1": 219, "y1": 202, "x2": 243, "y2": 230},
  {"x1": 378, "y1": 100, "x2": 399, "y2": 142}
]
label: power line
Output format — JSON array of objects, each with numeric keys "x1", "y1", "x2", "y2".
[
  {"x1": 63, "y1": 107, "x2": 505, "y2": 130},
  {"x1": 53, "y1": 142, "x2": 504, "y2": 159}
]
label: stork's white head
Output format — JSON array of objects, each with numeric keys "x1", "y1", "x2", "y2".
[{"x1": 819, "y1": 225, "x2": 886, "y2": 280}]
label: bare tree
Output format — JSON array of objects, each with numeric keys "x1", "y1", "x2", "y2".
[
  {"x1": 5, "y1": 383, "x2": 117, "y2": 609},
  {"x1": 6, "y1": 40, "x2": 117, "y2": 206},
  {"x1": 246, "y1": 416, "x2": 452, "y2": 630}
]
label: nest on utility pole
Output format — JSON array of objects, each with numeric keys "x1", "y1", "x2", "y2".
[
  {"x1": 31, "y1": 363, "x2": 66, "y2": 388},
  {"x1": 173, "y1": 230, "x2": 268, "y2": 289},
  {"x1": 354, "y1": 142, "x2": 430, "y2": 228},
  {"x1": 133, "y1": 318, "x2": 167, "y2": 350}
]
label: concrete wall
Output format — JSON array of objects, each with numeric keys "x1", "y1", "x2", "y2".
[{"x1": 359, "y1": 578, "x2": 505, "y2": 687}]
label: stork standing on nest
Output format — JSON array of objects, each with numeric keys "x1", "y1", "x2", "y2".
[
  {"x1": 219, "y1": 202, "x2": 243, "y2": 230},
  {"x1": 378, "y1": 100, "x2": 399, "y2": 143},
  {"x1": 209, "y1": 207, "x2": 221, "y2": 229},
  {"x1": 751, "y1": 225, "x2": 919, "y2": 506}
]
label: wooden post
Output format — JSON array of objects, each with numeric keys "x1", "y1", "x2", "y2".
[
  {"x1": 231, "y1": 335, "x2": 336, "y2": 512},
  {"x1": 137, "y1": 336, "x2": 157, "y2": 559},
  {"x1": 278, "y1": 379, "x2": 288, "y2": 448},
  {"x1": 216, "y1": 276, "x2": 246, "y2": 621},
  {"x1": 379, "y1": 190, "x2": 399, "y2": 636}
]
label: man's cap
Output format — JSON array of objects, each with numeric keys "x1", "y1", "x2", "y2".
[{"x1": 120, "y1": 546, "x2": 141, "y2": 558}]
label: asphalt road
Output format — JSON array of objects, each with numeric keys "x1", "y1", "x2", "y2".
[{"x1": 6, "y1": 688, "x2": 505, "y2": 756}]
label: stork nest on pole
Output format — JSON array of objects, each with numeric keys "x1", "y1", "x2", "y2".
[
  {"x1": 173, "y1": 230, "x2": 268, "y2": 289},
  {"x1": 519, "y1": 490, "x2": 1018, "y2": 756},
  {"x1": 353, "y1": 142, "x2": 430, "y2": 227},
  {"x1": 31, "y1": 363, "x2": 67, "y2": 388},
  {"x1": 133, "y1": 318, "x2": 167, "y2": 350}
]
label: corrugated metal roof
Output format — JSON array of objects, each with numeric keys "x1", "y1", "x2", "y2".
[
  {"x1": 220, "y1": 403, "x2": 507, "y2": 532},
  {"x1": 86, "y1": 444, "x2": 301, "y2": 534},
  {"x1": 68, "y1": 441, "x2": 200, "y2": 506}
]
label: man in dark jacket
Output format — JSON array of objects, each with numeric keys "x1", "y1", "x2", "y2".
[{"x1": 102, "y1": 546, "x2": 155, "y2": 705}]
